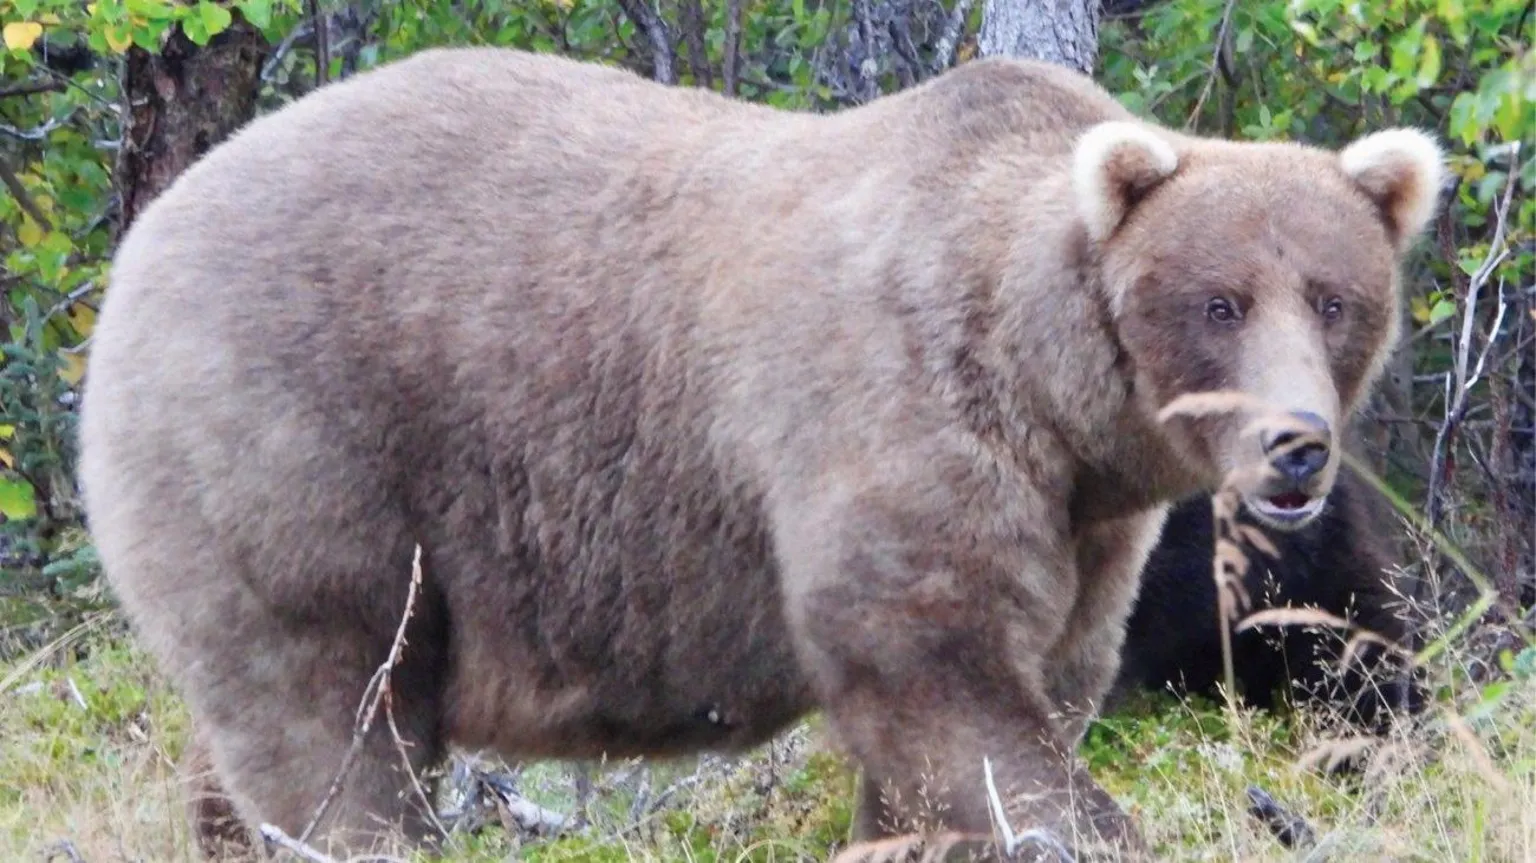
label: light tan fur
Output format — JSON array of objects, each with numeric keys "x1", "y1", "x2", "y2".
[
  {"x1": 77, "y1": 48, "x2": 1443, "y2": 858},
  {"x1": 1071, "y1": 120, "x2": 1180, "y2": 247}
]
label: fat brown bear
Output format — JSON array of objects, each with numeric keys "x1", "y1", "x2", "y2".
[
  {"x1": 78, "y1": 47, "x2": 1445, "y2": 858},
  {"x1": 1109, "y1": 465, "x2": 1423, "y2": 732}
]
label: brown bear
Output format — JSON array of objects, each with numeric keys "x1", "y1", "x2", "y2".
[
  {"x1": 77, "y1": 48, "x2": 1444, "y2": 858},
  {"x1": 1109, "y1": 465, "x2": 1423, "y2": 732}
]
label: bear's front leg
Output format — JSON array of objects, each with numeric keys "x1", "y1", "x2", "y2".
[
  {"x1": 772, "y1": 455, "x2": 1148, "y2": 859},
  {"x1": 1045, "y1": 507, "x2": 1173, "y2": 745}
]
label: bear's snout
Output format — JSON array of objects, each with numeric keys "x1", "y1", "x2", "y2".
[
  {"x1": 1260, "y1": 410, "x2": 1332, "y2": 486},
  {"x1": 1242, "y1": 408, "x2": 1338, "y2": 530}
]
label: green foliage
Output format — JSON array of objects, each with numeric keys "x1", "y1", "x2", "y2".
[
  {"x1": 0, "y1": 298, "x2": 83, "y2": 575},
  {"x1": 0, "y1": 0, "x2": 308, "y2": 589}
]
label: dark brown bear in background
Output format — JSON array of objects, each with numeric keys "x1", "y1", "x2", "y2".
[
  {"x1": 77, "y1": 47, "x2": 1444, "y2": 859},
  {"x1": 1110, "y1": 466, "x2": 1423, "y2": 732}
]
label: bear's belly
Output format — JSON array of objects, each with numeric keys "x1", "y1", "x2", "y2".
[
  {"x1": 444, "y1": 595, "x2": 817, "y2": 759},
  {"x1": 438, "y1": 526, "x2": 819, "y2": 759},
  {"x1": 560, "y1": 679, "x2": 816, "y2": 758}
]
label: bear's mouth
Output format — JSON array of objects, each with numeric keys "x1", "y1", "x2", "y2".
[{"x1": 1245, "y1": 490, "x2": 1325, "y2": 529}]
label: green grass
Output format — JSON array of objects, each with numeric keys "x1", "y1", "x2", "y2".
[{"x1": 2, "y1": 619, "x2": 1533, "y2": 862}]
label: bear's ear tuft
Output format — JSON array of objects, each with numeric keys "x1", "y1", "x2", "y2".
[
  {"x1": 1072, "y1": 121, "x2": 1180, "y2": 244},
  {"x1": 1338, "y1": 127, "x2": 1447, "y2": 249}
]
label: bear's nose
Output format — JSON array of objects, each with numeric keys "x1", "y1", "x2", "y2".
[{"x1": 1260, "y1": 411, "x2": 1331, "y2": 484}]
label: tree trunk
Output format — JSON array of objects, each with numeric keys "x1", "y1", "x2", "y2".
[
  {"x1": 115, "y1": 14, "x2": 269, "y2": 239},
  {"x1": 978, "y1": 0, "x2": 1101, "y2": 74}
]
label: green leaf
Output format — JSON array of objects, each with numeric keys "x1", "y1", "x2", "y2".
[
  {"x1": 1416, "y1": 35, "x2": 1442, "y2": 88},
  {"x1": 1428, "y1": 298, "x2": 1456, "y2": 325},
  {"x1": 1448, "y1": 92, "x2": 1480, "y2": 146},
  {"x1": 0, "y1": 475, "x2": 37, "y2": 520},
  {"x1": 182, "y1": 14, "x2": 209, "y2": 46},
  {"x1": 237, "y1": 0, "x2": 273, "y2": 29},
  {"x1": 200, "y1": 0, "x2": 233, "y2": 36},
  {"x1": 1494, "y1": 89, "x2": 1525, "y2": 142},
  {"x1": 1515, "y1": 646, "x2": 1536, "y2": 681},
  {"x1": 1361, "y1": 65, "x2": 1391, "y2": 94}
]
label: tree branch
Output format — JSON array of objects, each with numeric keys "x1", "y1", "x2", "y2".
[
  {"x1": 0, "y1": 80, "x2": 64, "y2": 99},
  {"x1": 678, "y1": 0, "x2": 713, "y2": 88},
  {"x1": 1184, "y1": 0, "x2": 1238, "y2": 130},
  {"x1": 1425, "y1": 167, "x2": 1520, "y2": 530},
  {"x1": 308, "y1": 0, "x2": 331, "y2": 87},
  {"x1": 723, "y1": 0, "x2": 744, "y2": 96},
  {"x1": 615, "y1": 0, "x2": 676, "y2": 84},
  {"x1": 854, "y1": 0, "x2": 879, "y2": 102},
  {"x1": 0, "y1": 157, "x2": 52, "y2": 231}
]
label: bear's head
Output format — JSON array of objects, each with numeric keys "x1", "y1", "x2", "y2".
[{"x1": 1074, "y1": 121, "x2": 1445, "y2": 531}]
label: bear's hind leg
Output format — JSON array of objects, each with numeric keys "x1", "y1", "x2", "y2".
[
  {"x1": 184, "y1": 587, "x2": 450, "y2": 857},
  {"x1": 100, "y1": 498, "x2": 449, "y2": 857}
]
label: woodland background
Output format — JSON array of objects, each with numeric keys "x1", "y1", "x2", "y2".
[{"x1": 0, "y1": 0, "x2": 1532, "y2": 861}]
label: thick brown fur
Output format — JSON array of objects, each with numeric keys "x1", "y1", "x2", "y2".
[{"x1": 78, "y1": 48, "x2": 1443, "y2": 857}]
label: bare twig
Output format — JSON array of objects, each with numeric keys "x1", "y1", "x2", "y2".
[
  {"x1": 644, "y1": 764, "x2": 710, "y2": 815},
  {"x1": 261, "y1": 21, "x2": 315, "y2": 82},
  {"x1": 384, "y1": 687, "x2": 449, "y2": 839},
  {"x1": 1426, "y1": 165, "x2": 1519, "y2": 529},
  {"x1": 0, "y1": 80, "x2": 64, "y2": 99},
  {"x1": 489, "y1": 786, "x2": 568, "y2": 836},
  {"x1": 258, "y1": 823, "x2": 340, "y2": 863},
  {"x1": 0, "y1": 156, "x2": 53, "y2": 231},
  {"x1": 1184, "y1": 0, "x2": 1238, "y2": 130},
  {"x1": 981, "y1": 755, "x2": 1016, "y2": 852},
  {"x1": 0, "y1": 114, "x2": 69, "y2": 140},
  {"x1": 64, "y1": 675, "x2": 87, "y2": 710},
  {"x1": 298, "y1": 545, "x2": 426, "y2": 843},
  {"x1": 42, "y1": 282, "x2": 101, "y2": 328}
]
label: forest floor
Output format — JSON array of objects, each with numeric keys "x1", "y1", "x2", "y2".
[{"x1": 1, "y1": 613, "x2": 1532, "y2": 863}]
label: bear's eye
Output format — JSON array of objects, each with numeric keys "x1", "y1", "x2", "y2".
[
  {"x1": 1321, "y1": 297, "x2": 1344, "y2": 321},
  {"x1": 1206, "y1": 297, "x2": 1240, "y2": 324}
]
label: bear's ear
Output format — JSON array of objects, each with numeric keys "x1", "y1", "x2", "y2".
[
  {"x1": 1072, "y1": 121, "x2": 1180, "y2": 244},
  {"x1": 1338, "y1": 127, "x2": 1447, "y2": 249}
]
